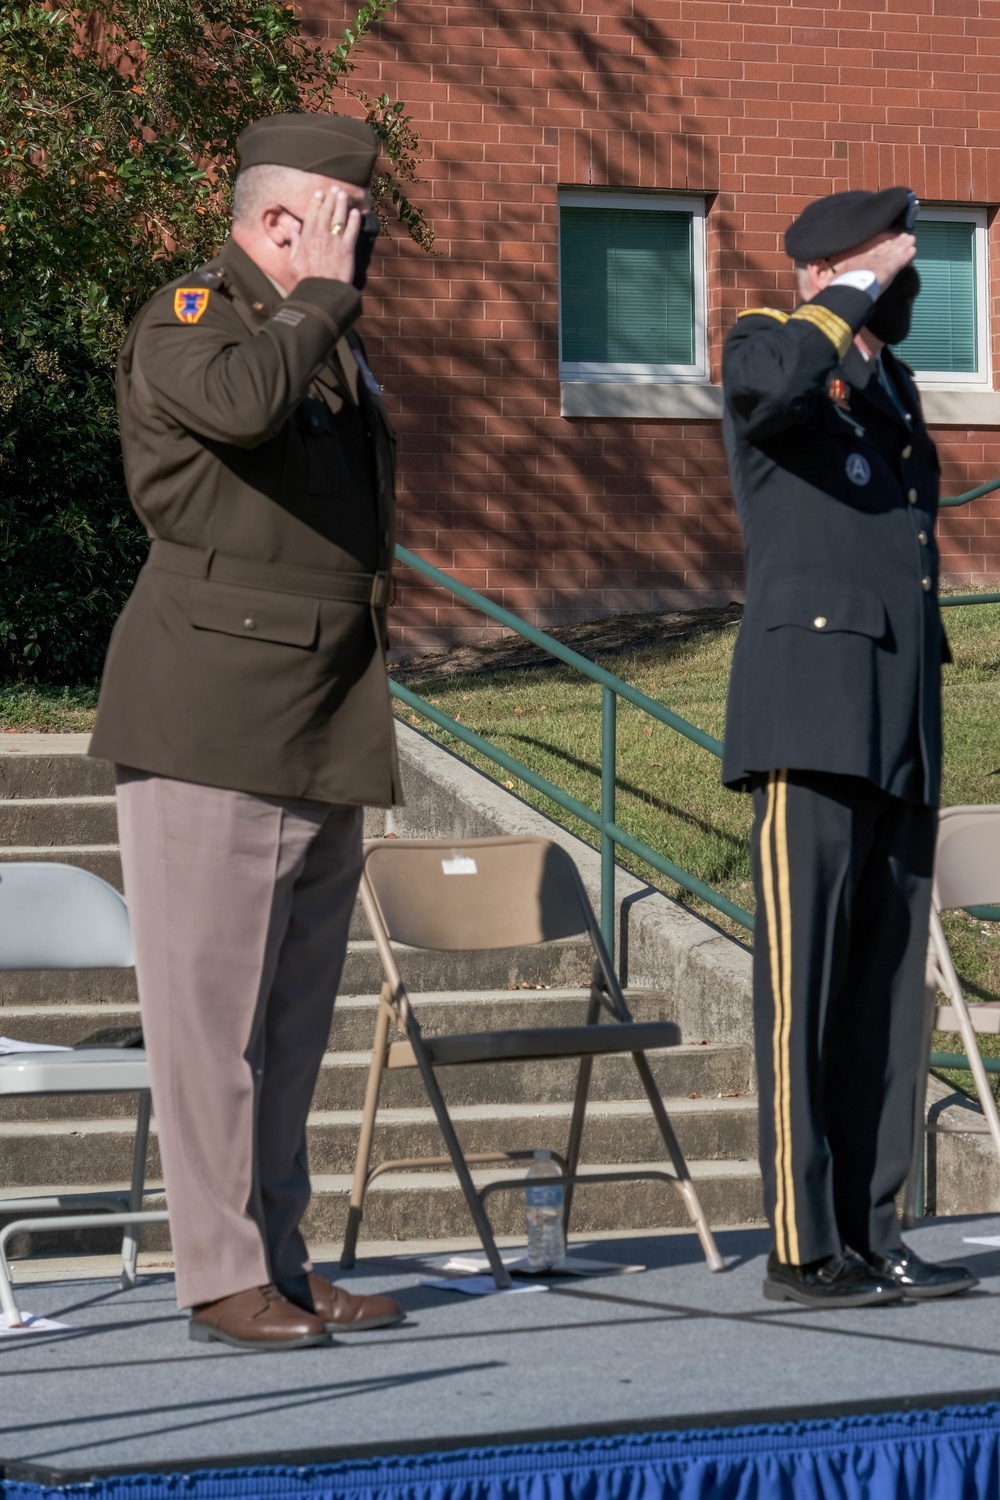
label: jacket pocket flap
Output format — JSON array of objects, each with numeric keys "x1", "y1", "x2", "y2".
[
  {"x1": 189, "y1": 580, "x2": 319, "y2": 648},
  {"x1": 763, "y1": 583, "x2": 886, "y2": 639}
]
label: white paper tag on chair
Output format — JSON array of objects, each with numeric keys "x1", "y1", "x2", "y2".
[{"x1": 441, "y1": 857, "x2": 478, "y2": 876}]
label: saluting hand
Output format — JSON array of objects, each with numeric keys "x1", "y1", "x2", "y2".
[
  {"x1": 287, "y1": 187, "x2": 361, "y2": 289},
  {"x1": 830, "y1": 231, "x2": 917, "y2": 292}
]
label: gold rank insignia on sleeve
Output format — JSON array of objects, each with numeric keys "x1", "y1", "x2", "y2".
[
  {"x1": 173, "y1": 288, "x2": 210, "y2": 324},
  {"x1": 737, "y1": 307, "x2": 790, "y2": 323},
  {"x1": 788, "y1": 302, "x2": 853, "y2": 359}
]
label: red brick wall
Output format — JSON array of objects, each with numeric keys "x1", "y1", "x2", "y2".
[{"x1": 300, "y1": 0, "x2": 1000, "y2": 644}]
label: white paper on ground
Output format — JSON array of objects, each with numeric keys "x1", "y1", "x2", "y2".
[
  {"x1": 444, "y1": 1254, "x2": 645, "y2": 1278},
  {"x1": 0, "y1": 1312, "x2": 74, "y2": 1334},
  {"x1": 421, "y1": 1275, "x2": 549, "y2": 1296},
  {"x1": 0, "y1": 1037, "x2": 72, "y2": 1055},
  {"x1": 963, "y1": 1236, "x2": 1000, "y2": 1247}
]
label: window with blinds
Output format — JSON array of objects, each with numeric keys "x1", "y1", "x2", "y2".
[
  {"x1": 892, "y1": 209, "x2": 989, "y2": 384},
  {"x1": 558, "y1": 193, "x2": 708, "y2": 382}
]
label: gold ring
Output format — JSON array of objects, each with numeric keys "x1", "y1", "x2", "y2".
[{"x1": 331, "y1": 223, "x2": 344, "y2": 236}]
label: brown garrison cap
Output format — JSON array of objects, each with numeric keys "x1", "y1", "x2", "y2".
[
  {"x1": 236, "y1": 113, "x2": 378, "y2": 187},
  {"x1": 784, "y1": 186, "x2": 915, "y2": 262}
]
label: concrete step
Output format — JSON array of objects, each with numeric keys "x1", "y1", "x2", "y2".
[
  {"x1": 0, "y1": 969, "x2": 138, "y2": 1007},
  {"x1": 0, "y1": 797, "x2": 118, "y2": 847},
  {"x1": 340, "y1": 939, "x2": 594, "y2": 996},
  {"x1": 310, "y1": 1041, "x2": 750, "y2": 1111},
  {"x1": 0, "y1": 1156, "x2": 765, "y2": 1257},
  {"x1": 0, "y1": 1035, "x2": 750, "y2": 1122},
  {"x1": 0, "y1": 1094, "x2": 758, "y2": 1187},
  {"x1": 310, "y1": 1159, "x2": 766, "y2": 1244},
  {"x1": 0, "y1": 743, "x2": 111, "y2": 799},
  {"x1": 0, "y1": 987, "x2": 681, "y2": 1048},
  {"x1": 0, "y1": 934, "x2": 595, "y2": 1008}
]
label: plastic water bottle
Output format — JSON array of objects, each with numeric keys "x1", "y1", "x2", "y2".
[{"x1": 525, "y1": 1149, "x2": 566, "y2": 1271}]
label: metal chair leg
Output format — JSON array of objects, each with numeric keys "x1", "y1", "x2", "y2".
[
  {"x1": 341, "y1": 997, "x2": 391, "y2": 1269},
  {"x1": 410, "y1": 1040, "x2": 512, "y2": 1289},
  {"x1": 632, "y1": 1050, "x2": 724, "y2": 1273},
  {"x1": 903, "y1": 961, "x2": 938, "y2": 1230},
  {"x1": 120, "y1": 1089, "x2": 152, "y2": 1289},
  {"x1": 0, "y1": 1225, "x2": 24, "y2": 1328},
  {"x1": 563, "y1": 1055, "x2": 593, "y2": 1234},
  {"x1": 934, "y1": 918, "x2": 1000, "y2": 1162}
]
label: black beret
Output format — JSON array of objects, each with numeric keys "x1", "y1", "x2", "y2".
[
  {"x1": 236, "y1": 113, "x2": 378, "y2": 187},
  {"x1": 784, "y1": 187, "x2": 914, "y2": 262}
]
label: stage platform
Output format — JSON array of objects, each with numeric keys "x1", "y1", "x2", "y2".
[{"x1": 2, "y1": 1216, "x2": 1000, "y2": 1486}]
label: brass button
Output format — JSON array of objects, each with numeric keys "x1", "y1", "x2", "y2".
[
  {"x1": 813, "y1": 615, "x2": 827, "y2": 629},
  {"x1": 908, "y1": 488, "x2": 918, "y2": 503},
  {"x1": 902, "y1": 445, "x2": 913, "y2": 459},
  {"x1": 921, "y1": 577, "x2": 932, "y2": 592},
  {"x1": 917, "y1": 530, "x2": 928, "y2": 545},
  {"x1": 243, "y1": 616, "x2": 257, "y2": 630}
]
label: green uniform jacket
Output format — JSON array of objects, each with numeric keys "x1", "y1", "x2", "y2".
[{"x1": 89, "y1": 238, "x2": 401, "y2": 807}]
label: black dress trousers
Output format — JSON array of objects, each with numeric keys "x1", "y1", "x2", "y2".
[{"x1": 750, "y1": 768, "x2": 937, "y2": 1265}]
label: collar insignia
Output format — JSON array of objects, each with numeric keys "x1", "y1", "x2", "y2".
[
  {"x1": 174, "y1": 288, "x2": 210, "y2": 324},
  {"x1": 827, "y1": 376, "x2": 851, "y2": 408}
]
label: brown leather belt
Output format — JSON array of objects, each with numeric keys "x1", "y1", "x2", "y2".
[{"x1": 147, "y1": 538, "x2": 392, "y2": 608}]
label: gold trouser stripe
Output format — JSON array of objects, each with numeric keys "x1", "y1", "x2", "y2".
[
  {"x1": 774, "y1": 770, "x2": 799, "y2": 1264},
  {"x1": 788, "y1": 302, "x2": 853, "y2": 360},
  {"x1": 758, "y1": 772, "x2": 787, "y2": 1261}
]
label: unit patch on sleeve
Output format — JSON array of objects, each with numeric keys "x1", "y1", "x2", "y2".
[{"x1": 174, "y1": 288, "x2": 210, "y2": 324}]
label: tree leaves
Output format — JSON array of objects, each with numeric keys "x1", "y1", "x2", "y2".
[{"x1": 0, "y1": 0, "x2": 429, "y2": 682}]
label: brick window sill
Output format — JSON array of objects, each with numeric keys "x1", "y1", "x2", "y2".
[{"x1": 560, "y1": 382, "x2": 1000, "y2": 427}]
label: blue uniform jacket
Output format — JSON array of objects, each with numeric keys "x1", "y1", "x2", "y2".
[{"x1": 721, "y1": 283, "x2": 946, "y2": 806}]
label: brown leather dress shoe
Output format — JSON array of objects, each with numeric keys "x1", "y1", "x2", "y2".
[
  {"x1": 282, "y1": 1271, "x2": 405, "y2": 1332},
  {"x1": 189, "y1": 1284, "x2": 330, "y2": 1351}
]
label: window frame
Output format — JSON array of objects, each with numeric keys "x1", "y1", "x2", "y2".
[
  {"x1": 905, "y1": 206, "x2": 991, "y2": 391},
  {"x1": 557, "y1": 190, "x2": 709, "y2": 385}
]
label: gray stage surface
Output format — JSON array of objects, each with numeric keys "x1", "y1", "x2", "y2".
[{"x1": 4, "y1": 1218, "x2": 1000, "y2": 1483}]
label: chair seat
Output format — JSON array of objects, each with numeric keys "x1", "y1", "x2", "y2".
[
  {"x1": 422, "y1": 1021, "x2": 681, "y2": 1067},
  {"x1": 0, "y1": 1048, "x2": 150, "y2": 1095}
]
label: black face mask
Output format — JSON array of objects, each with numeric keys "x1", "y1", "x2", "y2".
[
  {"x1": 866, "y1": 265, "x2": 920, "y2": 346},
  {"x1": 353, "y1": 211, "x2": 381, "y2": 291}
]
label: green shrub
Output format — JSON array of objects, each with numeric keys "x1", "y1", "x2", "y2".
[{"x1": 0, "y1": 1, "x2": 427, "y2": 683}]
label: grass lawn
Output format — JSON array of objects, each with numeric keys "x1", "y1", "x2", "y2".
[{"x1": 4, "y1": 597, "x2": 999, "y2": 1097}]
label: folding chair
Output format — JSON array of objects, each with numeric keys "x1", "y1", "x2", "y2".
[
  {"x1": 0, "y1": 862, "x2": 168, "y2": 1326},
  {"x1": 904, "y1": 805, "x2": 1000, "y2": 1226},
  {"x1": 340, "y1": 836, "x2": 724, "y2": 1287}
]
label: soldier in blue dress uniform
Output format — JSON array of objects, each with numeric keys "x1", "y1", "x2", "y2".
[{"x1": 721, "y1": 187, "x2": 977, "y2": 1307}]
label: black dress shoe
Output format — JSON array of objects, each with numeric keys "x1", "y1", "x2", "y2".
[
  {"x1": 763, "y1": 1249, "x2": 904, "y2": 1308},
  {"x1": 858, "y1": 1244, "x2": 979, "y2": 1300}
]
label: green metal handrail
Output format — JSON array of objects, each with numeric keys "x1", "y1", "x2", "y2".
[
  {"x1": 389, "y1": 544, "x2": 749, "y2": 955},
  {"x1": 930, "y1": 1052, "x2": 1000, "y2": 1074},
  {"x1": 939, "y1": 475, "x2": 1000, "y2": 507}
]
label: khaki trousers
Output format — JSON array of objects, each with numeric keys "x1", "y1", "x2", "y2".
[{"x1": 115, "y1": 769, "x2": 363, "y2": 1309}]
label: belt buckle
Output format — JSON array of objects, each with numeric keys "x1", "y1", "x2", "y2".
[{"x1": 370, "y1": 571, "x2": 391, "y2": 608}]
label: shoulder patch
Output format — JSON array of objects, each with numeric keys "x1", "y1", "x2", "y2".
[
  {"x1": 737, "y1": 307, "x2": 790, "y2": 323},
  {"x1": 173, "y1": 288, "x2": 210, "y2": 324}
]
